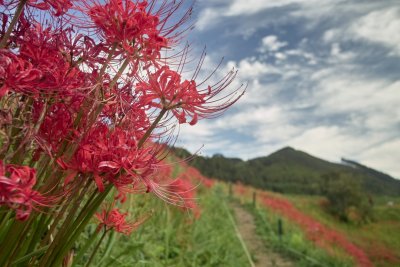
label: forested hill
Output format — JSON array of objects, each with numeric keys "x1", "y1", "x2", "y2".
[{"x1": 172, "y1": 146, "x2": 400, "y2": 196}]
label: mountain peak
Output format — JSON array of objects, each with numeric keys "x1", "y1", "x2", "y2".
[{"x1": 275, "y1": 146, "x2": 296, "y2": 153}]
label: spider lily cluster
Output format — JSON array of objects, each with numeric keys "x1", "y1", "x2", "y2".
[{"x1": 0, "y1": 0, "x2": 243, "y2": 265}]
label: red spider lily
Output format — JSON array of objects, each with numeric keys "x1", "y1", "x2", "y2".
[
  {"x1": 1, "y1": 24, "x2": 92, "y2": 98},
  {"x1": 32, "y1": 0, "x2": 73, "y2": 16},
  {"x1": 58, "y1": 124, "x2": 159, "y2": 192},
  {"x1": 88, "y1": 0, "x2": 167, "y2": 57},
  {"x1": 0, "y1": 49, "x2": 42, "y2": 97},
  {"x1": 32, "y1": 99, "x2": 81, "y2": 154},
  {"x1": 80, "y1": 0, "x2": 192, "y2": 63},
  {"x1": 1, "y1": 0, "x2": 73, "y2": 16},
  {"x1": 95, "y1": 208, "x2": 147, "y2": 235},
  {"x1": 201, "y1": 177, "x2": 214, "y2": 188},
  {"x1": 136, "y1": 64, "x2": 242, "y2": 125},
  {"x1": 27, "y1": 0, "x2": 73, "y2": 16},
  {"x1": 17, "y1": 25, "x2": 92, "y2": 96},
  {"x1": 0, "y1": 161, "x2": 53, "y2": 220},
  {"x1": 157, "y1": 177, "x2": 199, "y2": 216},
  {"x1": 100, "y1": 83, "x2": 150, "y2": 133}
]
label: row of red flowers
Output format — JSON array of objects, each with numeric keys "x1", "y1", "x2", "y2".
[{"x1": 259, "y1": 191, "x2": 373, "y2": 267}]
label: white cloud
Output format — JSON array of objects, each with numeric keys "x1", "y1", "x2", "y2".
[
  {"x1": 311, "y1": 70, "x2": 400, "y2": 120},
  {"x1": 328, "y1": 43, "x2": 355, "y2": 62},
  {"x1": 288, "y1": 126, "x2": 359, "y2": 161},
  {"x1": 259, "y1": 35, "x2": 288, "y2": 52},
  {"x1": 195, "y1": 9, "x2": 220, "y2": 31},
  {"x1": 215, "y1": 106, "x2": 286, "y2": 128},
  {"x1": 285, "y1": 126, "x2": 400, "y2": 178},
  {"x1": 227, "y1": 58, "x2": 281, "y2": 79},
  {"x1": 323, "y1": 7, "x2": 400, "y2": 56},
  {"x1": 226, "y1": 0, "x2": 297, "y2": 16},
  {"x1": 350, "y1": 7, "x2": 400, "y2": 55},
  {"x1": 359, "y1": 138, "x2": 400, "y2": 178}
]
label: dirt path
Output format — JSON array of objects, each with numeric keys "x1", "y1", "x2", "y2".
[{"x1": 232, "y1": 203, "x2": 294, "y2": 267}]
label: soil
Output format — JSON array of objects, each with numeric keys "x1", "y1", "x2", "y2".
[{"x1": 232, "y1": 203, "x2": 294, "y2": 267}]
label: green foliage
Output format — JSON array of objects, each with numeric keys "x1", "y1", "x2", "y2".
[{"x1": 323, "y1": 173, "x2": 373, "y2": 223}]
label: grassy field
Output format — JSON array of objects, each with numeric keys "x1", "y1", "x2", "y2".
[
  {"x1": 72, "y1": 182, "x2": 251, "y2": 267},
  {"x1": 69, "y1": 161, "x2": 400, "y2": 267}
]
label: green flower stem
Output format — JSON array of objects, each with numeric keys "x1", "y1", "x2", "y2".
[
  {"x1": 40, "y1": 196, "x2": 70, "y2": 246},
  {"x1": 0, "y1": 0, "x2": 27, "y2": 48},
  {"x1": 0, "y1": 209, "x2": 11, "y2": 232},
  {"x1": 12, "y1": 245, "x2": 49, "y2": 265},
  {"x1": 73, "y1": 229, "x2": 100, "y2": 265},
  {"x1": 4, "y1": 97, "x2": 33, "y2": 163},
  {"x1": 0, "y1": 220, "x2": 27, "y2": 267},
  {"x1": 49, "y1": 184, "x2": 113, "y2": 267},
  {"x1": 85, "y1": 56, "x2": 131, "y2": 131},
  {"x1": 97, "y1": 230, "x2": 115, "y2": 264},
  {"x1": 27, "y1": 215, "x2": 53, "y2": 265},
  {"x1": 98, "y1": 44, "x2": 118, "y2": 81},
  {"x1": 85, "y1": 230, "x2": 107, "y2": 267},
  {"x1": 6, "y1": 218, "x2": 34, "y2": 267},
  {"x1": 138, "y1": 108, "x2": 167, "y2": 149},
  {"x1": 108, "y1": 57, "x2": 130, "y2": 90},
  {"x1": 39, "y1": 178, "x2": 91, "y2": 266}
]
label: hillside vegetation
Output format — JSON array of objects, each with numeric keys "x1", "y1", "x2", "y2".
[{"x1": 172, "y1": 147, "x2": 400, "y2": 196}]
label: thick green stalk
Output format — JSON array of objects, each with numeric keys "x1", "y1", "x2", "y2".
[
  {"x1": 6, "y1": 218, "x2": 35, "y2": 267},
  {"x1": 25, "y1": 214, "x2": 49, "y2": 256},
  {"x1": 40, "y1": 196, "x2": 70, "y2": 246},
  {"x1": 39, "y1": 179, "x2": 90, "y2": 266},
  {"x1": 4, "y1": 97, "x2": 33, "y2": 163},
  {"x1": 0, "y1": 221, "x2": 27, "y2": 267},
  {"x1": 0, "y1": 209, "x2": 11, "y2": 232},
  {"x1": 0, "y1": 212, "x2": 13, "y2": 245},
  {"x1": 48, "y1": 185, "x2": 112, "y2": 267}
]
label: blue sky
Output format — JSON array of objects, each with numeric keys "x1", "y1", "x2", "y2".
[{"x1": 175, "y1": 0, "x2": 400, "y2": 178}]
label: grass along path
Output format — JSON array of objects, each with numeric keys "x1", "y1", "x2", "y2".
[{"x1": 231, "y1": 202, "x2": 294, "y2": 267}]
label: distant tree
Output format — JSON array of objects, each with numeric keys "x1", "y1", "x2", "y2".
[{"x1": 323, "y1": 173, "x2": 373, "y2": 223}]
